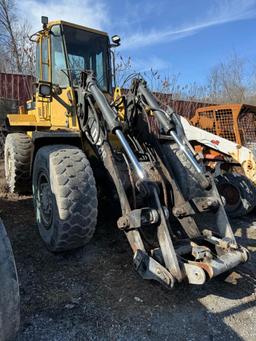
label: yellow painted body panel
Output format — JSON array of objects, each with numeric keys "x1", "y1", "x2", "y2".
[
  {"x1": 35, "y1": 95, "x2": 51, "y2": 122},
  {"x1": 50, "y1": 88, "x2": 79, "y2": 130},
  {"x1": 8, "y1": 93, "x2": 79, "y2": 131},
  {"x1": 114, "y1": 87, "x2": 125, "y2": 120},
  {"x1": 7, "y1": 114, "x2": 51, "y2": 127}
]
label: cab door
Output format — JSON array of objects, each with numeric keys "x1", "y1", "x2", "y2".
[{"x1": 50, "y1": 24, "x2": 78, "y2": 129}]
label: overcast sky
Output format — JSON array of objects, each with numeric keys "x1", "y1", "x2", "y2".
[{"x1": 18, "y1": 0, "x2": 256, "y2": 84}]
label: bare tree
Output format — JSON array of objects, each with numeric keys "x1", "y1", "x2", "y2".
[
  {"x1": 113, "y1": 47, "x2": 256, "y2": 107},
  {"x1": 0, "y1": 0, "x2": 35, "y2": 75},
  {"x1": 207, "y1": 54, "x2": 247, "y2": 103},
  {"x1": 114, "y1": 53, "x2": 133, "y2": 87},
  {"x1": 0, "y1": 0, "x2": 21, "y2": 72},
  {"x1": 0, "y1": 49, "x2": 8, "y2": 72}
]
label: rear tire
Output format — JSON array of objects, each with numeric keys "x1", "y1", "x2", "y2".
[
  {"x1": 4, "y1": 133, "x2": 32, "y2": 194},
  {"x1": 0, "y1": 219, "x2": 20, "y2": 341},
  {"x1": 215, "y1": 173, "x2": 256, "y2": 217},
  {"x1": 32, "y1": 145, "x2": 98, "y2": 252}
]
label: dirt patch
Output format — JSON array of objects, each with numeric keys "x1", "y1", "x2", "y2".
[{"x1": 1, "y1": 160, "x2": 256, "y2": 340}]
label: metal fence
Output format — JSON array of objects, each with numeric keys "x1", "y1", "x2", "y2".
[{"x1": 0, "y1": 73, "x2": 34, "y2": 106}]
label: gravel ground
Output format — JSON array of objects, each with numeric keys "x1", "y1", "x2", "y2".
[{"x1": 0, "y1": 161, "x2": 256, "y2": 341}]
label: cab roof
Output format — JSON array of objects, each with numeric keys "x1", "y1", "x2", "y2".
[{"x1": 47, "y1": 20, "x2": 108, "y2": 37}]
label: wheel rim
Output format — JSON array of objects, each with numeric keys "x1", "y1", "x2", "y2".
[
  {"x1": 217, "y1": 182, "x2": 241, "y2": 210},
  {"x1": 37, "y1": 172, "x2": 53, "y2": 229}
]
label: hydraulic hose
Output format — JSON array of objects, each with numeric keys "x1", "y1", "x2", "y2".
[{"x1": 85, "y1": 72, "x2": 146, "y2": 180}]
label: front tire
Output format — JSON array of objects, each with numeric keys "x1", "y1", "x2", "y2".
[
  {"x1": 32, "y1": 145, "x2": 98, "y2": 252},
  {"x1": 0, "y1": 219, "x2": 20, "y2": 341}
]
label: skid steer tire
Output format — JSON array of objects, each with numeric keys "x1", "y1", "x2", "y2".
[
  {"x1": 0, "y1": 219, "x2": 20, "y2": 341},
  {"x1": 162, "y1": 143, "x2": 204, "y2": 200},
  {"x1": 32, "y1": 145, "x2": 98, "y2": 252},
  {"x1": 4, "y1": 133, "x2": 32, "y2": 194},
  {"x1": 215, "y1": 173, "x2": 256, "y2": 218}
]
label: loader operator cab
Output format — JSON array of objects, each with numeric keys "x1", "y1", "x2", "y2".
[
  {"x1": 35, "y1": 19, "x2": 113, "y2": 92},
  {"x1": 24, "y1": 17, "x2": 120, "y2": 129}
]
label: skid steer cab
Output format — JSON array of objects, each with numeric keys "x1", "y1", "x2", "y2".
[{"x1": 4, "y1": 17, "x2": 248, "y2": 289}]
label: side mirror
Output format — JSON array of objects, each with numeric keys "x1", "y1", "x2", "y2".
[
  {"x1": 111, "y1": 35, "x2": 121, "y2": 47},
  {"x1": 38, "y1": 82, "x2": 52, "y2": 98}
]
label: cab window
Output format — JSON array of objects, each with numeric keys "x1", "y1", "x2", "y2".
[
  {"x1": 63, "y1": 25, "x2": 110, "y2": 91},
  {"x1": 41, "y1": 37, "x2": 49, "y2": 81},
  {"x1": 51, "y1": 25, "x2": 69, "y2": 87},
  {"x1": 36, "y1": 43, "x2": 40, "y2": 81}
]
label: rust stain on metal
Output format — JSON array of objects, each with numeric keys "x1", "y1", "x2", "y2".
[{"x1": 189, "y1": 261, "x2": 214, "y2": 278}]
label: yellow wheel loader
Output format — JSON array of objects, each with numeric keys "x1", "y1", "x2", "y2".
[{"x1": 4, "y1": 17, "x2": 248, "y2": 288}]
